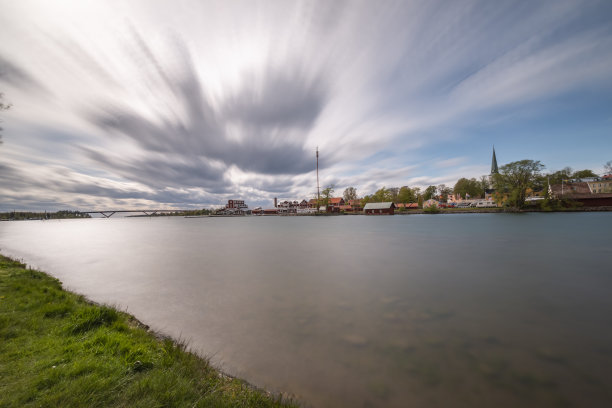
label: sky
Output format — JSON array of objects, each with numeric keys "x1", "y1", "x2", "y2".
[{"x1": 1, "y1": 0, "x2": 611, "y2": 211}]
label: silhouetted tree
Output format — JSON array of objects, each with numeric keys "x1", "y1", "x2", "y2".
[
  {"x1": 343, "y1": 187, "x2": 357, "y2": 202},
  {"x1": 423, "y1": 185, "x2": 437, "y2": 201}
]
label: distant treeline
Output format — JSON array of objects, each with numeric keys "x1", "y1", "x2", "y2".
[
  {"x1": 0, "y1": 211, "x2": 91, "y2": 220},
  {"x1": 151, "y1": 209, "x2": 212, "y2": 217}
]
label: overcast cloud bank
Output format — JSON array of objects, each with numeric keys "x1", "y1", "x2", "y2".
[{"x1": 1, "y1": 0, "x2": 611, "y2": 210}]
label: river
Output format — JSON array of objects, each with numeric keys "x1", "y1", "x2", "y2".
[{"x1": 1, "y1": 213, "x2": 611, "y2": 407}]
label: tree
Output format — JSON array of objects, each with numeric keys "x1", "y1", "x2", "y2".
[
  {"x1": 320, "y1": 185, "x2": 335, "y2": 208},
  {"x1": 571, "y1": 169, "x2": 597, "y2": 179},
  {"x1": 604, "y1": 161, "x2": 612, "y2": 174},
  {"x1": 423, "y1": 185, "x2": 437, "y2": 201},
  {"x1": 0, "y1": 92, "x2": 11, "y2": 144},
  {"x1": 437, "y1": 184, "x2": 452, "y2": 202},
  {"x1": 387, "y1": 187, "x2": 399, "y2": 202},
  {"x1": 454, "y1": 178, "x2": 481, "y2": 199},
  {"x1": 479, "y1": 175, "x2": 490, "y2": 194},
  {"x1": 343, "y1": 187, "x2": 357, "y2": 202},
  {"x1": 547, "y1": 167, "x2": 572, "y2": 185},
  {"x1": 372, "y1": 187, "x2": 393, "y2": 202},
  {"x1": 397, "y1": 186, "x2": 416, "y2": 203},
  {"x1": 493, "y1": 160, "x2": 544, "y2": 208}
]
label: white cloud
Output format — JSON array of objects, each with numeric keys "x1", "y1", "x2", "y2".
[{"x1": 1, "y1": 0, "x2": 611, "y2": 209}]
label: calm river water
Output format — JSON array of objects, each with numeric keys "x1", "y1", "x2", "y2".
[{"x1": 1, "y1": 213, "x2": 612, "y2": 407}]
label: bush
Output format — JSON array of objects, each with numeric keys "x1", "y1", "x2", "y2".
[{"x1": 423, "y1": 206, "x2": 441, "y2": 214}]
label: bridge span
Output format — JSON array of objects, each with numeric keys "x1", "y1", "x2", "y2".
[{"x1": 83, "y1": 209, "x2": 191, "y2": 218}]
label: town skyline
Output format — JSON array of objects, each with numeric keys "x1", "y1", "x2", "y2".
[{"x1": 1, "y1": 0, "x2": 612, "y2": 211}]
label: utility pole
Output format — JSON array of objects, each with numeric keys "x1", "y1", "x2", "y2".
[{"x1": 316, "y1": 147, "x2": 320, "y2": 213}]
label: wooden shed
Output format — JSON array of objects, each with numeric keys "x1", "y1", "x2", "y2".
[{"x1": 363, "y1": 202, "x2": 395, "y2": 215}]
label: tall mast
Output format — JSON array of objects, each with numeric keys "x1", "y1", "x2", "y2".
[{"x1": 316, "y1": 146, "x2": 320, "y2": 211}]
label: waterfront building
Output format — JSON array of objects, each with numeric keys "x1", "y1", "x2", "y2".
[
  {"x1": 328, "y1": 197, "x2": 345, "y2": 208},
  {"x1": 225, "y1": 200, "x2": 248, "y2": 210},
  {"x1": 586, "y1": 177, "x2": 612, "y2": 193},
  {"x1": 218, "y1": 199, "x2": 250, "y2": 215},
  {"x1": 423, "y1": 199, "x2": 439, "y2": 209},
  {"x1": 364, "y1": 202, "x2": 395, "y2": 215},
  {"x1": 549, "y1": 181, "x2": 612, "y2": 207}
]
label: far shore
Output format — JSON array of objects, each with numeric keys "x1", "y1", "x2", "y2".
[{"x1": 2, "y1": 206, "x2": 612, "y2": 221}]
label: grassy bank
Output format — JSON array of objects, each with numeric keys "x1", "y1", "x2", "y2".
[{"x1": 0, "y1": 255, "x2": 297, "y2": 408}]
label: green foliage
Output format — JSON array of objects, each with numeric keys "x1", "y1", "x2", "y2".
[
  {"x1": 0, "y1": 211, "x2": 91, "y2": 220},
  {"x1": 397, "y1": 186, "x2": 417, "y2": 203},
  {"x1": 437, "y1": 184, "x2": 452, "y2": 202},
  {"x1": 320, "y1": 185, "x2": 335, "y2": 207},
  {"x1": 423, "y1": 186, "x2": 437, "y2": 201},
  {"x1": 68, "y1": 306, "x2": 119, "y2": 334},
  {"x1": 546, "y1": 167, "x2": 573, "y2": 185},
  {"x1": 493, "y1": 160, "x2": 544, "y2": 209},
  {"x1": 0, "y1": 254, "x2": 297, "y2": 408},
  {"x1": 371, "y1": 187, "x2": 393, "y2": 202},
  {"x1": 539, "y1": 197, "x2": 583, "y2": 211},
  {"x1": 571, "y1": 169, "x2": 597, "y2": 179},
  {"x1": 453, "y1": 178, "x2": 482, "y2": 199},
  {"x1": 423, "y1": 205, "x2": 441, "y2": 214},
  {"x1": 160, "y1": 208, "x2": 212, "y2": 217}
]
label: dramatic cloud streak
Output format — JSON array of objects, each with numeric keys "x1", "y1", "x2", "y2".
[{"x1": 1, "y1": 0, "x2": 611, "y2": 210}]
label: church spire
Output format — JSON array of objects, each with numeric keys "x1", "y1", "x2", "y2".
[{"x1": 491, "y1": 146, "x2": 499, "y2": 174}]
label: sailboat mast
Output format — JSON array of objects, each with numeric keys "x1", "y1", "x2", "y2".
[{"x1": 316, "y1": 147, "x2": 320, "y2": 212}]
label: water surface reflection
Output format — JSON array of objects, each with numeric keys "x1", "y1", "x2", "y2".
[{"x1": 1, "y1": 213, "x2": 611, "y2": 407}]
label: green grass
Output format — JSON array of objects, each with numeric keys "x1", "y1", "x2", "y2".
[{"x1": 0, "y1": 255, "x2": 298, "y2": 408}]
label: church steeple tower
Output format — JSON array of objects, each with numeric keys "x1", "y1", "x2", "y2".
[{"x1": 491, "y1": 146, "x2": 499, "y2": 174}]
